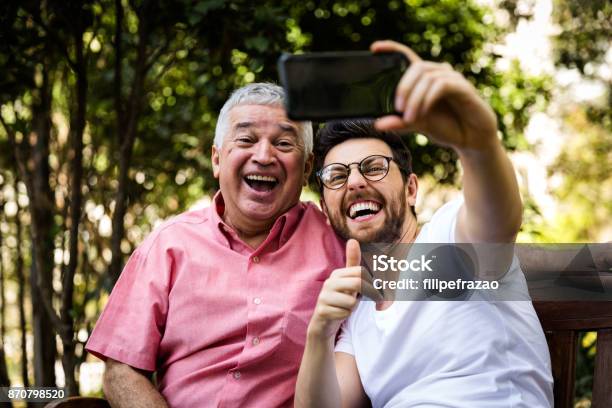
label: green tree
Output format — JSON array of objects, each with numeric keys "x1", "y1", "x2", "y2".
[{"x1": 0, "y1": 0, "x2": 553, "y2": 393}]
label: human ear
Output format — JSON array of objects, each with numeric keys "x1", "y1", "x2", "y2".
[
  {"x1": 212, "y1": 144, "x2": 220, "y2": 179},
  {"x1": 406, "y1": 173, "x2": 418, "y2": 206},
  {"x1": 303, "y1": 153, "x2": 314, "y2": 186}
]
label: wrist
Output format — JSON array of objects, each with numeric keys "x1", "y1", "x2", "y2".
[
  {"x1": 456, "y1": 136, "x2": 503, "y2": 159},
  {"x1": 306, "y1": 321, "x2": 333, "y2": 343},
  {"x1": 306, "y1": 322, "x2": 325, "y2": 340}
]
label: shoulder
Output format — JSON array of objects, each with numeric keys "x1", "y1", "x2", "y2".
[
  {"x1": 417, "y1": 196, "x2": 464, "y2": 243},
  {"x1": 299, "y1": 201, "x2": 334, "y2": 234},
  {"x1": 300, "y1": 201, "x2": 326, "y2": 221},
  {"x1": 159, "y1": 207, "x2": 210, "y2": 230},
  {"x1": 135, "y1": 207, "x2": 211, "y2": 255},
  {"x1": 300, "y1": 201, "x2": 345, "y2": 242},
  {"x1": 428, "y1": 196, "x2": 464, "y2": 228}
]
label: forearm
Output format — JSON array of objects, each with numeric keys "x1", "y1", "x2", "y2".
[
  {"x1": 457, "y1": 141, "x2": 522, "y2": 242},
  {"x1": 295, "y1": 333, "x2": 342, "y2": 408},
  {"x1": 103, "y1": 359, "x2": 168, "y2": 408}
]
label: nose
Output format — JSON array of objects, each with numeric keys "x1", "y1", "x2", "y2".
[
  {"x1": 346, "y1": 163, "x2": 367, "y2": 191},
  {"x1": 252, "y1": 140, "x2": 276, "y2": 166}
]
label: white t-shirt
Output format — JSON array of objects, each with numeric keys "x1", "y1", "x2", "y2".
[{"x1": 335, "y1": 198, "x2": 554, "y2": 408}]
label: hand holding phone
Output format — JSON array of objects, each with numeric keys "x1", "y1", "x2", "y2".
[
  {"x1": 371, "y1": 40, "x2": 498, "y2": 151},
  {"x1": 278, "y1": 51, "x2": 408, "y2": 121}
]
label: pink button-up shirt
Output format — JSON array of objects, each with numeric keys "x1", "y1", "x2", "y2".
[{"x1": 86, "y1": 192, "x2": 345, "y2": 407}]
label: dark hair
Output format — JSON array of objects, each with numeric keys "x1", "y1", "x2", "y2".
[
  {"x1": 315, "y1": 119, "x2": 416, "y2": 215},
  {"x1": 315, "y1": 119, "x2": 413, "y2": 181}
]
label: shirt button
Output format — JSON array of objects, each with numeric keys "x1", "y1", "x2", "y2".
[
  {"x1": 233, "y1": 371, "x2": 241, "y2": 379},
  {"x1": 252, "y1": 337, "x2": 260, "y2": 346},
  {"x1": 252, "y1": 256, "x2": 260, "y2": 263},
  {"x1": 253, "y1": 297, "x2": 262, "y2": 305}
]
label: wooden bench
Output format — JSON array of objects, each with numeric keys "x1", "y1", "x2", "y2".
[{"x1": 533, "y1": 301, "x2": 612, "y2": 408}]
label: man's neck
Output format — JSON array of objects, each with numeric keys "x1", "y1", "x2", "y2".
[
  {"x1": 222, "y1": 211, "x2": 274, "y2": 250},
  {"x1": 237, "y1": 230, "x2": 270, "y2": 250},
  {"x1": 399, "y1": 215, "x2": 420, "y2": 244}
]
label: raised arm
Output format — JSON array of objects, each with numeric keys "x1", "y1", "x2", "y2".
[
  {"x1": 103, "y1": 358, "x2": 168, "y2": 408},
  {"x1": 373, "y1": 40, "x2": 521, "y2": 244},
  {"x1": 295, "y1": 240, "x2": 369, "y2": 408}
]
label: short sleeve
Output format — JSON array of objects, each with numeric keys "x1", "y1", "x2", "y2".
[
  {"x1": 334, "y1": 317, "x2": 355, "y2": 356},
  {"x1": 85, "y1": 238, "x2": 172, "y2": 371},
  {"x1": 418, "y1": 196, "x2": 464, "y2": 243}
]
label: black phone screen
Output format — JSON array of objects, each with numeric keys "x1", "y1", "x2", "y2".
[{"x1": 278, "y1": 51, "x2": 408, "y2": 121}]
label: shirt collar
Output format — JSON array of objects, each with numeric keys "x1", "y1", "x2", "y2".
[{"x1": 209, "y1": 191, "x2": 304, "y2": 253}]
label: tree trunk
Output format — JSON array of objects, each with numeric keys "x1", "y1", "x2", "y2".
[
  {"x1": 0, "y1": 348, "x2": 12, "y2": 408},
  {"x1": 59, "y1": 21, "x2": 88, "y2": 397},
  {"x1": 0, "y1": 189, "x2": 6, "y2": 345},
  {"x1": 27, "y1": 66, "x2": 58, "y2": 388},
  {"x1": 109, "y1": 1, "x2": 150, "y2": 284},
  {"x1": 30, "y1": 261, "x2": 55, "y2": 387},
  {"x1": 13, "y1": 178, "x2": 30, "y2": 389},
  {"x1": 0, "y1": 190, "x2": 13, "y2": 408}
]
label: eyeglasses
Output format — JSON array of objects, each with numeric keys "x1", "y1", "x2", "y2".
[{"x1": 317, "y1": 155, "x2": 399, "y2": 190}]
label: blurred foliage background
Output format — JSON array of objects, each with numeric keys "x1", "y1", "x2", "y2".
[{"x1": 0, "y1": 0, "x2": 609, "y2": 405}]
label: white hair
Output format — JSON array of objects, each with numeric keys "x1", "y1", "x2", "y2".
[{"x1": 214, "y1": 82, "x2": 313, "y2": 155}]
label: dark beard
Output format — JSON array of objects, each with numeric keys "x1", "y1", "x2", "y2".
[{"x1": 329, "y1": 190, "x2": 407, "y2": 244}]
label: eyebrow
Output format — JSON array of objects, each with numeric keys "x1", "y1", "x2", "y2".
[
  {"x1": 234, "y1": 121, "x2": 254, "y2": 130},
  {"x1": 234, "y1": 121, "x2": 299, "y2": 136},
  {"x1": 278, "y1": 123, "x2": 298, "y2": 135}
]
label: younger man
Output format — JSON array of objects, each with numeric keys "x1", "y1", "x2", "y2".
[{"x1": 295, "y1": 41, "x2": 553, "y2": 407}]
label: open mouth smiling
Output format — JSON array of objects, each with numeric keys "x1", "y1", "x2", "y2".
[
  {"x1": 244, "y1": 174, "x2": 279, "y2": 192},
  {"x1": 347, "y1": 200, "x2": 382, "y2": 221}
]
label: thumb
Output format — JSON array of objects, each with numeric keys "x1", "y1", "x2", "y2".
[{"x1": 346, "y1": 239, "x2": 361, "y2": 268}]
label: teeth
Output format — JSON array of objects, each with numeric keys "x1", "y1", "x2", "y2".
[
  {"x1": 349, "y1": 201, "x2": 381, "y2": 218},
  {"x1": 245, "y1": 174, "x2": 277, "y2": 182}
]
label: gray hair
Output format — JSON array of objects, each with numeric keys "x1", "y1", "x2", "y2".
[{"x1": 214, "y1": 82, "x2": 313, "y2": 155}]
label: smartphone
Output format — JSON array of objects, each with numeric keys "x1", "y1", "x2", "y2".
[{"x1": 278, "y1": 51, "x2": 408, "y2": 121}]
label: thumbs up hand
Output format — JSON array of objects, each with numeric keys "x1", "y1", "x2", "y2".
[{"x1": 307, "y1": 239, "x2": 364, "y2": 340}]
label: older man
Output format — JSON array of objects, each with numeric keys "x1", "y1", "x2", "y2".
[
  {"x1": 86, "y1": 83, "x2": 345, "y2": 407},
  {"x1": 295, "y1": 41, "x2": 553, "y2": 407}
]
